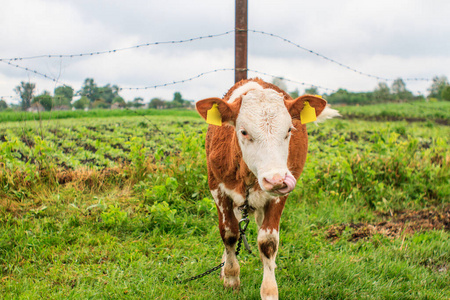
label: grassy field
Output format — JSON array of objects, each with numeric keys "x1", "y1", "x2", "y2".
[
  {"x1": 0, "y1": 105, "x2": 449, "y2": 299},
  {"x1": 0, "y1": 108, "x2": 199, "y2": 123},
  {"x1": 337, "y1": 101, "x2": 450, "y2": 125},
  {"x1": 1, "y1": 100, "x2": 449, "y2": 124}
]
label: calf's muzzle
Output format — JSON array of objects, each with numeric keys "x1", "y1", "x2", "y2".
[{"x1": 262, "y1": 173, "x2": 296, "y2": 195}]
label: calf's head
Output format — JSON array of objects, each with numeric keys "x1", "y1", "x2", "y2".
[{"x1": 197, "y1": 87, "x2": 326, "y2": 195}]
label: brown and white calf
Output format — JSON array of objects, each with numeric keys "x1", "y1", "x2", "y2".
[{"x1": 196, "y1": 78, "x2": 339, "y2": 299}]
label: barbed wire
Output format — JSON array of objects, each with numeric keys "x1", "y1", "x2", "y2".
[
  {"x1": 247, "y1": 69, "x2": 337, "y2": 93},
  {"x1": 119, "y1": 68, "x2": 336, "y2": 93},
  {"x1": 0, "y1": 64, "x2": 337, "y2": 100},
  {"x1": 0, "y1": 31, "x2": 235, "y2": 62},
  {"x1": 0, "y1": 28, "x2": 435, "y2": 102},
  {"x1": 118, "y1": 68, "x2": 234, "y2": 91},
  {"x1": 1, "y1": 60, "x2": 61, "y2": 84},
  {"x1": 0, "y1": 29, "x2": 431, "y2": 83},
  {"x1": 0, "y1": 60, "x2": 236, "y2": 93},
  {"x1": 1, "y1": 57, "x2": 337, "y2": 94},
  {"x1": 249, "y1": 30, "x2": 431, "y2": 82}
]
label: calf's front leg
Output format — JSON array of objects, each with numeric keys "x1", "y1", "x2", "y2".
[
  {"x1": 256, "y1": 197, "x2": 287, "y2": 300},
  {"x1": 212, "y1": 190, "x2": 240, "y2": 289}
]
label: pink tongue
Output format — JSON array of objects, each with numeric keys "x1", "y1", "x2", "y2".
[{"x1": 278, "y1": 174, "x2": 296, "y2": 194}]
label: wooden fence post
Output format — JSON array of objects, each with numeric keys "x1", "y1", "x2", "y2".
[{"x1": 235, "y1": 0, "x2": 248, "y2": 83}]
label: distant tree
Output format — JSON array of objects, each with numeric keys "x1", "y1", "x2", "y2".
[
  {"x1": 173, "y1": 92, "x2": 184, "y2": 104},
  {"x1": 33, "y1": 94, "x2": 53, "y2": 111},
  {"x1": 149, "y1": 97, "x2": 165, "y2": 109},
  {"x1": 391, "y1": 78, "x2": 413, "y2": 101},
  {"x1": 272, "y1": 77, "x2": 287, "y2": 91},
  {"x1": 112, "y1": 96, "x2": 126, "y2": 108},
  {"x1": 79, "y1": 78, "x2": 99, "y2": 102},
  {"x1": 327, "y1": 89, "x2": 371, "y2": 105},
  {"x1": 391, "y1": 78, "x2": 406, "y2": 94},
  {"x1": 73, "y1": 96, "x2": 90, "y2": 110},
  {"x1": 99, "y1": 84, "x2": 120, "y2": 104},
  {"x1": 78, "y1": 79, "x2": 123, "y2": 105},
  {"x1": 14, "y1": 81, "x2": 36, "y2": 111},
  {"x1": 373, "y1": 82, "x2": 390, "y2": 102},
  {"x1": 427, "y1": 76, "x2": 449, "y2": 99},
  {"x1": 289, "y1": 88, "x2": 300, "y2": 99},
  {"x1": 131, "y1": 97, "x2": 145, "y2": 108},
  {"x1": 305, "y1": 87, "x2": 319, "y2": 95},
  {"x1": 54, "y1": 85, "x2": 74, "y2": 106},
  {"x1": 441, "y1": 85, "x2": 450, "y2": 101},
  {"x1": 0, "y1": 99, "x2": 8, "y2": 110},
  {"x1": 92, "y1": 99, "x2": 109, "y2": 109}
]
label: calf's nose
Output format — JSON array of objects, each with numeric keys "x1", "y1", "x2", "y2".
[{"x1": 262, "y1": 173, "x2": 296, "y2": 194}]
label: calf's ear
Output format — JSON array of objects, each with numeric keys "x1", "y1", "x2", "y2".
[
  {"x1": 285, "y1": 95, "x2": 327, "y2": 120},
  {"x1": 196, "y1": 97, "x2": 241, "y2": 125}
]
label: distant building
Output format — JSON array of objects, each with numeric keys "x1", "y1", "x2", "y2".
[
  {"x1": 26, "y1": 102, "x2": 44, "y2": 113},
  {"x1": 52, "y1": 105, "x2": 71, "y2": 111},
  {"x1": 110, "y1": 102, "x2": 124, "y2": 110}
]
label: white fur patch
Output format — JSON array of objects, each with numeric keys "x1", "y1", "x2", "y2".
[
  {"x1": 211, "y1": 188, "x2": 226, "y2": 222},
  {"x1": 236, "y1": 89, "x2": 293, "y2": 190},
  {"x1": 228, "y1": 81, "x2": 264, "y2": 103},
  {"x1": 219, "y1": 183, "x2": 246, "y2": 207},
  {"x1": 315, "y1": 105, "x2": 341, "y2": 124},
  {"x1": 211, "y1": 189, "x2": 219, "y2": 201},
  {"x1": 258, "y1": 228, "x2": 279, "y2": 240},
  {"x1": 248, "y1": 188, "x2": 275, "y2": 210}
]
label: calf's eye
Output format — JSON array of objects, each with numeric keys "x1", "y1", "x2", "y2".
[
  {"x1": 241, "y1": 130, "x2": 248, "y2": 136},
  {"x1": 285, "y1": 127, "x2": 293, "y2": 139}
]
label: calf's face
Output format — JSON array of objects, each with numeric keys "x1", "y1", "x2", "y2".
[
  {"x1": 235, "y1": 89, "x2": 295, "y2": 195},
  {"x1": 196, "y1": 86, "x2": 326, "y2": 196}
]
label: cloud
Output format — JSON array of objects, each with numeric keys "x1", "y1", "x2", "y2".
[
  {"x1": 1, "y1": 0, "x2": 449, "y2": 104},
  {"x1": 0, "y1": 0, "x2": 114, "y2": 57}
]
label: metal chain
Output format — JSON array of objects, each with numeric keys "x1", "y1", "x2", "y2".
[
  {"x1": 175, "y1": 261, "x2": 225, "y2": 284},
  {"x1": 175, "y1": 205, "x2": 251, "y2": 284}
]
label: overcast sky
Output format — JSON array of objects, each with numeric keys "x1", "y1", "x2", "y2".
[{"x1": 1, "y1": 0, "x2": 449, "y2": 104}]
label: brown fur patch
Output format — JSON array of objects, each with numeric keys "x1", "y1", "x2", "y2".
[
  {"x1": 225, "y1": 236, "x2": 238, "y2": 246},
  {"x1": 259, "y1": 238, "x2": 277, "y2": 259}
]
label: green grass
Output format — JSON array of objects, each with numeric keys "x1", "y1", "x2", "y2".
[
  {"x1": 1, "y1": 100, "x2": 449, "y2": 124},
  {"x1": 1, "y1": 107, "x2": 449, "y2": 299},
  {"x1": 337, "y1": 101, "x2": 450, "y2": 124},
  {"x1": 0, "y1": 108, "x2": 198, "y2": 123},
  {"x1": 1, "y1": 191, "x2": 448, "y2": 299}
]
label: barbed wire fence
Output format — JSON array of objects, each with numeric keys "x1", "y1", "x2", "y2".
[{"x1": 0, "y1": 29, "x2": 432, "y2": 103}]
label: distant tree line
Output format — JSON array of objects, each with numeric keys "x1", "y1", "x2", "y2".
[
  {"x1": 148, "y1": 92, "x2": 192, "y2": 109},
  {"x1": 277, "y1": 76, "x2": 450, "y2": 105},
  {"x1": 1, "y1": 75, "x2": 449, "y2": 112},
  {"x1": 1, "y1": 78, "x2": 192, "y2": 112},
  {"x1": 322, "y1": 77, "x2": 449, "y2": 105}
]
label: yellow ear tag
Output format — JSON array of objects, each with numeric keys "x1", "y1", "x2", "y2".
[
  {"x1": 300, "y1": 101, "x2": 317, "y2": 124},
  {"x1": 206, "y1": 103, "x2": 222, "y2": 126}
]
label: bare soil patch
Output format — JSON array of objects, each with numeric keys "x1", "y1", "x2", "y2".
[{"x1": 326, "y1": 206, "x2": 450, "y2": 242}]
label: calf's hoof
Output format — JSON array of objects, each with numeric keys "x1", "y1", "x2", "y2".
[
  {"x1": 223, "y1": 275, "x2": 240, "y2": 290},
  {"x1": 261, "y1": 283, "x2": 278, "y2": 300}
]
